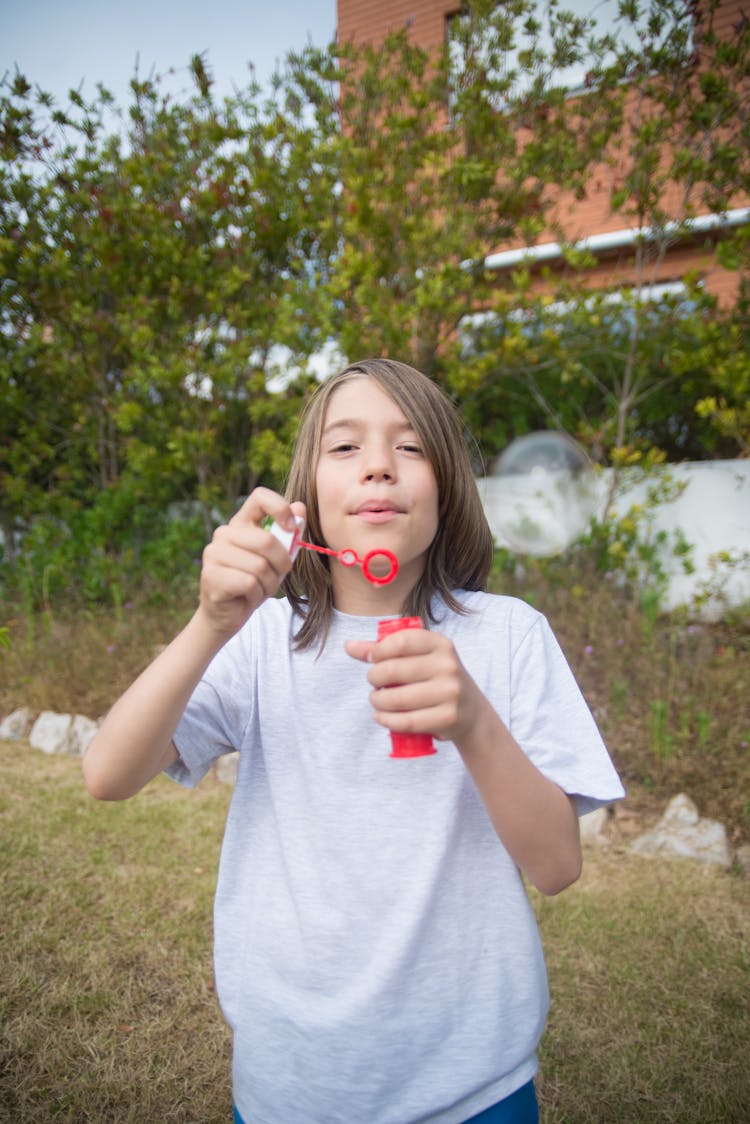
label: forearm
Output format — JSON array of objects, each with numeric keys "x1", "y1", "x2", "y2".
[
  {"x1": 456, "y1": 693, "x2": 582, "y2": 896},
  {"x1": 82, "y1": 609, "x2": 225, "y2": 801}
]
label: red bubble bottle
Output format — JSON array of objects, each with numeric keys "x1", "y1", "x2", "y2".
[{"x1": 377, "y1": 617, "x2": 437, "y2": 758}]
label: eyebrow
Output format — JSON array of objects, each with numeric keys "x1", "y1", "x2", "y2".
[{"x1": 322, "y1": 417, "x2": 417, "y2": 437}]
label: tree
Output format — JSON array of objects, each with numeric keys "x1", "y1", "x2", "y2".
[
  {"x1": 456, "y1": 0, "x2": 750, "y2": 467},
  {"x1": 322, "y1": 2, "x2": 614, "y2": 396},
  {"x1": 2, "y1": 3, "x2": 748, "y2": 608},
  {"x1": 0, "y1": 55, "x2": 337, "y2": 594}
]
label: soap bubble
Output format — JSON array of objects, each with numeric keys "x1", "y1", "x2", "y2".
[
  {"x1": 483, "y1": 431, "x2": 597, "y2": 555},
  {"x1": 492, "y1": 431, "x2": 591, "y2": 478}
]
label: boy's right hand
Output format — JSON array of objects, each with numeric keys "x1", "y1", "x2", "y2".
[{"x1": 197, "y1": 487, "x2": 306, "y2": 639}]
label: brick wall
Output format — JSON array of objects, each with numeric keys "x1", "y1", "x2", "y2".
[
  {"x1": 336, "y1": 0, "x2": 748, "y2": 304},
  {"x1": 337, "y1": 0, "x2": 458, "y2": 52}
]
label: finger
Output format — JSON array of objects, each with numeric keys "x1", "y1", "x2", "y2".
[
  {"x1": 371, "y1": 699, "x2": 452, "y2": 745},
  {"x1": 209, "y1": 537, "x2": 289, "y2": 582},
  {"x1": 370, "y1": 677, "x2": 456, "y2": 715},
  {"x1": 207, "y1": 524, "x2": 290, "y2": 578},
  {"x1": 202, "y1": 547, "x2": 282, "y2": 602},
  {"x1": 203, "y1": 520, "x2": 296, "y2": 596},
  {"x1": 289, "y1": 500, "x2": 307, "y2": 524},
  {"x1": 373, "y1": 704, "x2": 442, "y2": 733},
  {"x1": 366, "y1": 650, "x2": 450, "y2": 691},
  {"x1": 201, "y1": 568, "x2": 269, "y2": 611},
  {"x1": 371, "y1": 629, "x2": 437, "y2": 662},
  {"x1": 231, "y1": 486, "x2": 298, "y2": 533},
  {"x1": 345, "y1": 639, "x2": 375, "y2": 663}
]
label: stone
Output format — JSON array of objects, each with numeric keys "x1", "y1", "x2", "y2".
[
  {"x1": 215, "y1": 751, "x2": 239, "y2": 786},
  {"x1": 0, "y1": 706, "x2": 34, "y2": 740},
  {"x1": 630, "y1": 793, "x2": 731, "y2": 868},
  {"x1": 29, "y1": 711, "x2": 73, "y2": 755},
  {"x1": 661, "y1": 792, "x2": 700, "y2": 827},
  {"x1": 579, "y1": 806, "x2": 611, "y2": 845},
  {"x1": 69, "y1": 715, "x2": 99, "y2": 756}
]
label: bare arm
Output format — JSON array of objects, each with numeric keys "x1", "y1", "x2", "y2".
[
  {"x1": 345, "y1": 630, "x2": 582, "y2": 896},
  {"x1": 83, "y1": 489, "x2": 305, "y2": 801},
  {"x1": 82, "y1": 612, "x2": 226, "y2": 800}
]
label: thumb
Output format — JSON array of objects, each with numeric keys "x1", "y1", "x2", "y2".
[{"x1": 345, "y1": 639, "x2": 375, "y2": 663}]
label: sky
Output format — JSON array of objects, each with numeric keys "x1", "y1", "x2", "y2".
[{"x1": 2, "y1": 0, "x2": 338, "y2": 109}]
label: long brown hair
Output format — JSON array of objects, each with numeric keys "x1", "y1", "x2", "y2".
[{"x1": 282, "y1": 358, "x2": 494, "y2": 649}]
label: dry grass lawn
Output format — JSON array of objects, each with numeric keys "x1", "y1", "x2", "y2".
[{"x1": 1, "y1": 743, "x2": 748, "y2": 1123}]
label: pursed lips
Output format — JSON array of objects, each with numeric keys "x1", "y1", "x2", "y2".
[{"x1": 353, "y1": 500, "x2": 403, "y2": 523}]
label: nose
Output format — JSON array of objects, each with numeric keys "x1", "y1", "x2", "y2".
[{"x1": 360, "y1": 442, "x2": 396, "y2": 483}]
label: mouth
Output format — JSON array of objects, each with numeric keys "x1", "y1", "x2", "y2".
[{"x1": 353, "y1": 500, "x2": 402, "y2": 524}]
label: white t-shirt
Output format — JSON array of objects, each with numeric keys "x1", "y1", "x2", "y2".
[{"x1": 171, "y1": 590, "x2": 624, "y2": 1124}]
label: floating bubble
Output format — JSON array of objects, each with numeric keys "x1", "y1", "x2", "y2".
[
  {"x1": 485, "y1": 431, "x2": 597, "y2": 555},
  {"x1": 493, "y1": 431, "x2": 591, "y2": 477}
]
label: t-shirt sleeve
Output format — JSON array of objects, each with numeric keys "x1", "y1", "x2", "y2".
[
  {"x1": 509, "y1": 613, "x2": 625, "y2": 815},
  {"x1": 167, "y1": 631, "x2": 253, "y2": 789}
]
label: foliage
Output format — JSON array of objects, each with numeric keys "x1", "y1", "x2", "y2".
[
  {"x1": 0, "y1": 59, "x2": 330, "y2": 570},
  {"x1": 451, "y1": 0, "x2": 750, "y2": 464},
  {"x1": 576, "y1": 467, "x2": 696, "y2": 617},
  {"x1": 2, "y1": 495, "x2": 206, "y2": 612},
  {"x1": 458, "y1": 282, "x2": 743, "y2": 462},
  {"x1": 691, "y1": 303, "x2": 750, "y2": 455},
  {"x1": 1, "y1": 1, "x2": 749, "y2": 609}
]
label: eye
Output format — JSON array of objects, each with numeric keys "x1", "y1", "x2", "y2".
[{"x1": 398, "y1": 441, "x2": 423, "y2": 455}]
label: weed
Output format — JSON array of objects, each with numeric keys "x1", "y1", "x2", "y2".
[
  {"x1": 649, "y1": 698, "x2": 675, "y2": 758},
  {"x1": 488, "y1": 553, "x2": 750, "y2": 839},
  {"x1": 609, "y1": 676, "x2": 628, "y2": 715}
]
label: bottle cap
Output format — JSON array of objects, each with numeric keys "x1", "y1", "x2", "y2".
[{"x1": 268, "y1": 514, "x2": 305, "y2": 560}]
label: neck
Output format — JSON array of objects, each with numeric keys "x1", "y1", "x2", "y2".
[{"x1": 331, "y1": 565, "x2": 421, "y2": 618}]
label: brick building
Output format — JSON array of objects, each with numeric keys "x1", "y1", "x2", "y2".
[{"x1": 336, "y1": 0, "x2": 749, "y2": 306}]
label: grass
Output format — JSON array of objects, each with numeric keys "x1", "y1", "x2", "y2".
[
  {"x1": 0, "y1": 601, "x2": 193, "y2": 720},
  {"x1": 534, "y1": 851, "x2": 750, "y2": 1121},
  {"x1": 0, "y1": 745, "x2": 233, "y2": 1123},
  {"x1": 2, "y1": 548, "x2": 746, "y2": 840},
  {"x1": 1, "y1": 744, "x2": 748, "y2": 1122},
  {"x1": 488, "y1": 554, "x2": 750, "y2": 842},
  {"x1": 2, "y1": 555, "x2": 748, "y2": 839},
  {"x1": 1, "y1": 561, "x2": 749, "y2": 1119}
]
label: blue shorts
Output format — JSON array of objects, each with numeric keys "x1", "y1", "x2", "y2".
[
  {"x1": 233, "y1": 1079, "x2": 538, "y2": 1123},
  {"x1": 465, "y1": 1080, "x2": 539, "y2": 1123}
]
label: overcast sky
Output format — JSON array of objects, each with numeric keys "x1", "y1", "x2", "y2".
[{"x1": 2, "y1": 0, "x2": 338, "y2": 109}]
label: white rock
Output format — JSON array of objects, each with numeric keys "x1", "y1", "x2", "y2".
[
  {"x1": 69, "y1": 715, "x2": 99, "y2": 756},
  {"x1": 29, "y1": 711, "x2": 73, "y2": 755},
  {"x1": 215, "y1": 751, "x2": 239, "y2": 786},
  {"x1": 630, "y1": 793, "x2": 731, "y2": 868},
  {"x1": 661, "y1": 792, "x2": 700, "y2": 827},
  {"x1": 579, "y1": 806, "x2": 611, "y2": 845},
  {"x1": 0, "y1": 706, "x2": 34, "y2": 740}
]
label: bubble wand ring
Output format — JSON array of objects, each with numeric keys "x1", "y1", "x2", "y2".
[
  {"x1": 297, "y1": 539, "x2": 399, "y2": 586},
  {"x1": 268, "y1": 518, "x2": 399, "y2": 586}
]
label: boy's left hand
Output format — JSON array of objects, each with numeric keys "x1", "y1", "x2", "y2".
[{"x1": 345, "y1": 629, "x2": 482, "y2": 745}]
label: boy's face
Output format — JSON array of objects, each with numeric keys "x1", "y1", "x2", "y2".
[{"x1": 315, "y1": 376, "x2": 439, "y2": 609}]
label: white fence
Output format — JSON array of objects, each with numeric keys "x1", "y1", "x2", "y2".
[{"x1": 479, "y1": 460, "x2": 750, "y2": 617}]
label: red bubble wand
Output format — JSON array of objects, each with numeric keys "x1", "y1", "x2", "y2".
[
  {"x1": 271, "y1": 517, "x2": 434, "y2": 756},
  {"x1": 269, "y1": 516, "x2": 399, "y2": 586}
]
